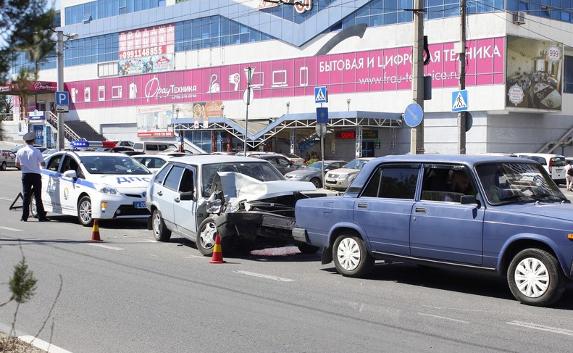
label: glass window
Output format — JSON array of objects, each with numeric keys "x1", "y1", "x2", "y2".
[
  {"x1": 154, "y1": 164, "x2": 172, "y2": 184},
  {"x1": 47, "y1": 154, "x2": 63, "y2": 172},
  {"x1": 361, "y1": 168, "x2": 382, "y2": 197},
  {"x1": 421, "y1": 165, "x2": 475, "y2": 203},
  {"x1": 565, "y1": 56, "x2": 573, "y2": 94},
  {"x1": 201, "y1": 162, "x2": 284, "y2": 196},
  {"x1": 178, "y1": 168, "x2": 195, "y2": 192},
  {"x1": 79, "y1": 156, "x2": 150, "y2": 175},
  {"x1": 378, "y1": 166, "x2": 418, "y2": 199},
  {"x1": 163, "y1": 166, "x2": 184, "y2": 190}
]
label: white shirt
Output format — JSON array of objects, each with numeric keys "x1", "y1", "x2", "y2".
[{"x1": 15, "y1": 145, "x2": 44, "y2": 174}]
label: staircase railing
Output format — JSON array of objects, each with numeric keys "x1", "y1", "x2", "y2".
[
  {"x1": 47, "y1": 111, "x2": 81, "y2": 142},
  {"x1": 537, "y1": 125, "x2": 573, "y2": 154}
]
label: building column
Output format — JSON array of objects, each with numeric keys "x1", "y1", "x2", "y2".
[
  {"x1": 355, "y1": 126, "x2": 363, "y2": 158},
  {"x1": 211, "y1": 130, "x2": 216, "y2": 152}
]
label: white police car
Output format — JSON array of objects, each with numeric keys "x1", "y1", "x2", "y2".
[{"x1": 38, "y1": 151, "x2": 152, "y2": 226}]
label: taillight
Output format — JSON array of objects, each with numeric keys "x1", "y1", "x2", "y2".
[{"x1": 548, "y1": 159, "x2": 554, "y2": 173}]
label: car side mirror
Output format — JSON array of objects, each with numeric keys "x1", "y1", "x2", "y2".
[
  {"x1": 460, "y1": 195, "x2": 479, "y2": 206},
  {"x1": 62, "y1": 170, "x2": 77, "y2": 179},
  {"x1": 179, "y1": 190, "x2": 195, "y2": 201}
]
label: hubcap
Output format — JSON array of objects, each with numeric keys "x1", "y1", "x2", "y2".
[
  {"x1": 79, "y1": 200, "x2": 92, "y2": 224},
  {"x1": 200, "y1": 222, "x2": 216, "y2": 249},
  {"x1": 337, "y1": 238, "x2": 361, "y2": 271},
  {"x1": 514, "y1": 257, "x2": 550, "y2": 298},
  {"x1": 153, "y1": 212, "x2": 161, "y2": 235}
]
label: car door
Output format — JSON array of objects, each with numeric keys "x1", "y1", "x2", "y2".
[
  {"x1": 42, "y1": 153, "x2": 64, "y2": 213},
  {"x1": 353, "y1": 163, "x2": 419, "y2": 255},
  {"x1": 173, "y1": 166, "x2": 198, "y2": 237},
  {"x1": 155, "y1": 164, "x2": 183, "y2": 232},
  {"x1": 59, "y1": 155, "x2": 86, "y2": 212},
  {"x1": 276, "y1": 156, "x2": 294, "y2": 173},
  {"x1": 409, "y1": 164, "x2": 484, "y2": 265}
]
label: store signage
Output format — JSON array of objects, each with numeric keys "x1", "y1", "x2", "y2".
[
  {"x1": 336, "y1": 131, "x2": 356, "y2": 140},
  {"x1": 259, "y1": 0, "x2": 312, "y2": 14},
  {"x1": 66, "y1": 37, "x2": 505, "y2": 110},
  {"x1": 119, "y1": 24, "x2": 175, "y2": 76}
]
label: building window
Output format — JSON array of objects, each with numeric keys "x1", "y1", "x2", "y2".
[
  {"x1": 65, "y1": 0, "x2": 165, "y2": 25},
  {"x1": 97, "y1": 62, "x2": 119, "y2": 77},
  {"x1": 565, "y1": 56, "x2": 573, "y2": 94}
]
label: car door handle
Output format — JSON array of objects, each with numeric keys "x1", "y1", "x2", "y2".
[
  {"x1": 357, "y1": 202, "x2": 368, "y2": 209},
  {"x1": 157, "y1": 191, "x2": 163, "y2": 196},
  {"x1": 415, "y1": 207, "x2": 426, "y2": 213},
  {"x1": 174, "y1": 197, "x2": 180, "y2": 203}
]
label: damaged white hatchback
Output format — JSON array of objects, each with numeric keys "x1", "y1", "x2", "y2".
[{"x1": 146, "y1": 155, "x2": 324, "y2": 256}]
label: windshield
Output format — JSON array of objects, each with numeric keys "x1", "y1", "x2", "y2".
[
  {"x1": 80, "y1": 156, "x2": 151, "y2": 175},
  {"x1": 308, "y1": 161, "x2": 323, "y2": 170},
  {"x1": 475, "y1": 162, "x2": 567, "y2": 205},
  {"x1": 201, "y1": 162, "x2": 284, "y2": 196},
  {"x1": 343, "y1": 159, "x2": 369, "y2": 170}
]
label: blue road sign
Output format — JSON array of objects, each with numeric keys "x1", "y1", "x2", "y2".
[
  {"x1": 403, "y1": 103, "x2": 424, "y2": 128},
  {"x1": 316, "y1": 107, "x2": 328, "y2": 124},
  {"x1": 451, "y1": 90, "x2": 468, "y2": 112},
  {"x1": 55, "y1": 91, "x2": 70, "y2": 113},
  {"x1": 314, "y1": 86, "x2": 328, "y2": 103},
  {"x1": 71, "y1": 140, "x2": 89, "y2": 148}
]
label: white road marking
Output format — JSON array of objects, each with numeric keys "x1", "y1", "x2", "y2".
[
  {"x1": 185, "y1": 255, "x2": 205, "y2": 259},
  {"x1": 0, "y1": 226, "x2": 22, "y2": 232},
  {"x1": 19, "y1": 335, "x2": 74, "y2": 353},
  {"x1": 88, "y1": 243, "x2": 124, "y2": 251},
  {"x1": 235, "y1": 270, "x2": 294, "y2": 282},
  {"x1": 417, "y1": 312, "x2": 470, "y2": 324},
  {"x1": 135, "y1": 239, "x2": 158, "y2": 243},
  {"x1": 507, "y1": 321, "x2": 573, "y2": 337},
  {"x1": 0, "y1": 196, "x2": 13, "y2": 201}
]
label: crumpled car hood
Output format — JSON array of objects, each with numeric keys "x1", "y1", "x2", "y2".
[{"x1": 218, "y1": 172, "x2": 316, "y2": 202}]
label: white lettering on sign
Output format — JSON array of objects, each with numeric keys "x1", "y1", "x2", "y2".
[
  {"x1": 116, "y1": 176, "x2": 152, "y2": 184},
  {"x1": 319, "y1": 58, "x2": 365, "y2": 72},
  {"x1": 144, "y1": 77, "x2": 197, "y2": 101}
]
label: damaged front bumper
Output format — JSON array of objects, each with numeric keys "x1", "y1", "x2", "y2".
[{"x1": 214, "y1": 211, "x2": 296, "y2": 243}]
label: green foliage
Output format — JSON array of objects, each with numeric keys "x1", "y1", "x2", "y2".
[{"x1": 9, "y1": 258, "x2": 37, "y2": 304}]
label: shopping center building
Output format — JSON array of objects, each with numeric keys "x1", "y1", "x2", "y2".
[{"x1": 5, "y1": 0, "x2": 573, "y2": 158}]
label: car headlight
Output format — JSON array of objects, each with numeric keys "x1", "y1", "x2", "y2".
[
  {"x1": 338, "y1": 174, "x2": 348, "y2": 180},
  {"x1": 99, "y1": 186, "x2": 118, "y2": 195}
]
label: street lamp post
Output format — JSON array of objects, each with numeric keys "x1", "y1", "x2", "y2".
[{"x1": 56, "y1": 30, "x2": 65, "y2": 151}]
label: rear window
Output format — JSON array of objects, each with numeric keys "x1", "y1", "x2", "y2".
[
  {"x1": 520, "y1": 155, "x2": 546, "y2": 165},
  {"x1": 551, "y1": 157, "x2": 566, "y2": 167}
]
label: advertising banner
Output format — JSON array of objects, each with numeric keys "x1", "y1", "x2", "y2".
[
  {"x1": 136, "y1": 105, "x2": 175, "y2": 137},
  {"x1": 506, "y1": 36, "x2": 563, "y2": 110},
  {"x1": 66, "y1": 37, "x2": 505, "y2": 110},
  {"x1": 119, "y1": 24, "x2": 175, "y2": 76}
]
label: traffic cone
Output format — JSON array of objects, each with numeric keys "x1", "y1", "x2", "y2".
[
  {"x1": 90, "y1": 219, "x2": 102, "y2": 242},
  {"x1": 210, "y1": 234, "x2": 224, "y2": 264}
]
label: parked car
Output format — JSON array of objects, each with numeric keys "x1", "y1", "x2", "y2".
[
  {"x1": 293, "y1": 154, "x2": 573, "y2": 306},
  {"x1": 250, "y1": 153, "x2": 300, "y2": 175},
  {"x1": 133, "y1": 141, "x2": 179, "y2": 154},
  {"x1": 324, "y1": 157, "x2": 375, "y2": 190},
  {"x1": 0, "y1": 149, "x2": 17, "y2": 170},
  {"x1": 147, "y1": 155, "x2": 322, "y2": 256},
  {"x1": 132, "y1": 154, "x2": 181, "y2": 173},
  {"x1": 285, "y1": 160, "x2": 347, "y2": 188},
  {"x1": 284, "y1": 153, "x2": 305, "y2": 166},
  {"x1": 37, "y1": 151, "x2": 152, "y2": 226},
  {"x1": 514, "y1": 153, "x2": 566, "y2": 185}
]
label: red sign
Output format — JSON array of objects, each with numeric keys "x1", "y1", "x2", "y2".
[
  {"x1": 336, "y1": 131, "x2": 356, "y2": 139},
  {"x1": 119, "y1": 25, "x2": 174, "y2": 60},
  {"x1": 0, "y1": 81, "x2": 57, "y2": 94},
  {"x1": 136, "y1": 131, "x2": 175, "y2": 138}
]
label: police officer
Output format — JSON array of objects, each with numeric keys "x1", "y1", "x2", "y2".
[{"x1": 15, "y1": 132, "x2": 48, "y2": 222}]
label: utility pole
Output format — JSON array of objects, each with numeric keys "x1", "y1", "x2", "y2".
[
  {"x1": 244, "y1": 67, "x2": 252, "y2": 156},
  {"x1": 56, "y1": 30, "x2": 65, "y2": 151},
  {"x1": 410, "y1": 0, "x2": 425, "y2": 154},
  {"x1": 458, "y1": 0, "x2": 467, "y2": 154}
]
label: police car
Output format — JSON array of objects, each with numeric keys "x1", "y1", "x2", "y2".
[{"x1": 38, "y1": 151, "x2": 152, "y2": 226}]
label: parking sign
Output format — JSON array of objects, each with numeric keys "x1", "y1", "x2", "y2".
[{"x1": 55, "y1": 91, "x2": 70, "y2": 113}]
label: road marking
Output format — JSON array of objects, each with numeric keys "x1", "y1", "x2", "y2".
[
  {"x1": 0, "y1": 226, "x2": 22, "y2": 232},
  {"x1": 417, "y1": 312, "x2": 470, "y2": 324},
  {"x1": 234, "y1": 270, "x2": 294, "y2": 282},
  {"x1": 507, "y1": 321, "x2": 573, "y2": 337},
  {"x1": 19, "y1": 335, "x2": 74, "y2": 353},
  {"x1": 0, "y1": 196, "x2": 13, "y2": 201},
  {"x1": 88, "y1": 243, "x2": 124, "y2": 251},
  {"x1": 185, "y1": 255, "x2": 205, "y2": 259},
  {"x1": 135, "y1": 239, "x2": 158, "y2": 243}
]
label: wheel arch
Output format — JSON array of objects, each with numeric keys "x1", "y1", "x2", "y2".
[{"x1": 328, "y1": 223, "x2": 368, "y2": 249}]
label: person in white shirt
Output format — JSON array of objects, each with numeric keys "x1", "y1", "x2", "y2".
[
  {"x1": 15, "y1": 132, "x2": 48, "y2": 222},
  {"x1": 566, "y1": 160, "x2": 573, "y2": 192}
]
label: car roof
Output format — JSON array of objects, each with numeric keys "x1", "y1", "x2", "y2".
[
  {"x1": 170, "y1": 154, "x2": 265, "y2": 165},
  {"x1": 62, "y1": 151, "x2": 128, "y2": 157},
  {"x1": 514, "y1": 153, "x2": 564, "y2": 158},
  {"x1": 371, "y1": 154, "x2": 534, "y2": 165}
]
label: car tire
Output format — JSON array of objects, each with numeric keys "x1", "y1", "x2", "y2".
[
  {"x1": 152, "y1": 209, "x2": 171, "y2": 242},
  {"x1": 332, "y1": 234, "x2": 374, "y2": 277},
  {"x1": 507, "y1": 248, "x2": 565, "y2": 306},
  {"x1": 77, "y1": 195, "x2": 93, "y2": 227},
  {"x1": 0, "y1": 162, "x2": 6, "y2": 171},
  {"x1": 309, "y1": 177, "x2": 322, "y2": 188},
  {"x1": 297, "y1": 242, "x2": 319, "y2": 254},
  {"x1": 196, "y1": 217, "x2": 218, "y2": 256}
]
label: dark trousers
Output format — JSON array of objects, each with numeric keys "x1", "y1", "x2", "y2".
[{"x1": 22, "y1": 173, "x2": 46, "y2": 220}]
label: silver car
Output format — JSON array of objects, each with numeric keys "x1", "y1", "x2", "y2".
[
  {"x1": 285, "y1": 160, "x2": 346, "y2": 188},
  {"x1": 324, "y1": 157, "x2": 375, "y2": 190}
]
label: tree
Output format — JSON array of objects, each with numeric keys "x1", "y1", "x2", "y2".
[{"x1": 0, "y1": 94, "x2": 13, "y2": 140}]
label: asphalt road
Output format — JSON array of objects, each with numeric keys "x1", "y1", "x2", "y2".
[{"x1": 0, "y1": 169, "x2": 572, "y2": 353}]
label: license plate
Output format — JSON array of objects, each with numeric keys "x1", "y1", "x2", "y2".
[{"x1": 133, "y1": 201, "x2": 146, "y2": 209}]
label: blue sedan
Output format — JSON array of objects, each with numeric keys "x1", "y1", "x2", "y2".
[{"x1": 293, "y1": 155, "x2": 573, "y2": 306}]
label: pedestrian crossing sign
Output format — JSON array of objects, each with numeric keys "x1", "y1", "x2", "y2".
[
  {"x1": 314, "y1": 86, "x2": 328, "y2": 103},
  {"x1": 451, "y1": 90, "x2": 468, "y2": 112}
]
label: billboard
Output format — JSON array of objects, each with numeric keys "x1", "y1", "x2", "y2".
[
  {"x1": 506, "y1": 36, "x2": 563, "y2": 110},
  {"x1": 66, "y1": 37, "x2": 505, "y2": 110},
  {"x1": 119, "y1": 24, "x2": 175, "y2": 76},
  {"x1": 136, "y1": 105, "x2": 175, "y2": 137}
]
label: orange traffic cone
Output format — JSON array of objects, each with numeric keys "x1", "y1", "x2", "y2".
[
  {"x1": 210, "y1": 234, "x2": 224, "y2": 264},
  {"x1": 90, "y1": 219, "x2": 102, "y2": 242}
]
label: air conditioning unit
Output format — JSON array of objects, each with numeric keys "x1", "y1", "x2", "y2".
[{"x1": 512, "y1": 11, "x2": 525, "y2": 25}]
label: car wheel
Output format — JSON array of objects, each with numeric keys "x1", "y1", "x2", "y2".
[
  {"x1": 297, "y1": 242, "x2": 319, "y2": 254},
  {"x1": 0, "y1": 162, "x2": 6, "y2": 171},
  {"x1": 152, "y1": 209, "x2": 171, "y2": 242},
  {"x1": 507, "y1": 248, "x2": 565, "y2": 306},
  {"x1": 332, "y1": 234, "x2": 374, "y2": 277},
  {"x1": 309, "y1": 177, "x2": 322, "y2": 188},
  {"x1": 196, "y1": 217, "x2": 218, "y2": 256},
  {"x1": 77, "y1": 196, "x2": 93, "y2": 227}
]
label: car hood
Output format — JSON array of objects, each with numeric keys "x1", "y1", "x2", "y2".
[
  {"x1": 91, "y1": 174, "x2": 152, "y2": 192},
  {"x1": 218, "y1": 172, "x2": 316, "y2": 202},
  {"x1": 327, "y1": 168, "x2": 358, "y2": 176},
  {"x1": 498, "y1": 202, "x2": 573, "y2": 222},
  {"x1": 286, "y1": 168, "x2": 319, "y2": 177}
]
